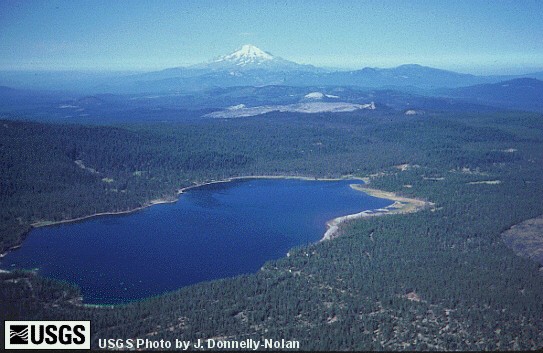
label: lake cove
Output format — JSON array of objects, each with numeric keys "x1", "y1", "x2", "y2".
[{"x1": 0, "y1": 178, "x2": 392, "y2": 304}]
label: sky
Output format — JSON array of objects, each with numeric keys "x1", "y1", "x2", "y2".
[{"x1": 0, "y1": 0, "x2": 542, "y2": 74}]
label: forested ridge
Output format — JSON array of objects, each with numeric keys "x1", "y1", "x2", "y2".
[{"x1": 1, "y1": 110, "x2": 543, "y2": 350}]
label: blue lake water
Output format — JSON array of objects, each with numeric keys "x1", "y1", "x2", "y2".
[{"x1": 0, "y1": 178, "x2": 392, "y2": 304}]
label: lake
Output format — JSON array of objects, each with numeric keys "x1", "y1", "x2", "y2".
[{"x1": 0, "y1": 178, "x2": 392, "y2": 304}]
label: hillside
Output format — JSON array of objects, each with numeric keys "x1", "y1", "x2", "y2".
[{"x1": 446, "y1": 78, "x2": 543, "y2": 112}]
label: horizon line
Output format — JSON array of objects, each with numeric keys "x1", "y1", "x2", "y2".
[{"x1": 1, "y1": 63, "x2": 542, "y2": 77}]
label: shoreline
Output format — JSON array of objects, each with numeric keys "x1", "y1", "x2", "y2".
[
  {"x1": 29, "y1": 175, "x2": 432, "y2": 245},
  {"x1": 321, "y1": 184, "x2": 434, "y2": 241},
  {"x1": 30, "y1": 198, "x2": 179, "y2": 228},
  {"x1": 176, "y1": 174, "x2": 365, "y2": 193},
  {"x1": 4, "y1": 175, "x2": 434, "y2": 259},
  {"x1": 0, "y1": 174, "x2": 435, "y2": 305},
  {"x1": 30, "y1": 174, "x2": 366, "y2": 230},
  {"x1": 3, "y1": 174, "x2": 427, "y2": 264}
]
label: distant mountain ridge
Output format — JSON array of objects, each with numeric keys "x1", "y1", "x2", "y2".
[
  {"x1": 1, "y1": 44, "x2": 542, "y2": 94},
  {"x1": 445, "y1": 78, "x2": 543, "y2": 112},
  {"x1": 2, "y1": 78, "x2": 543, "y2": 124},
  {"x1": 98, "y1": 45, "x2": 542, "y2": 93}
]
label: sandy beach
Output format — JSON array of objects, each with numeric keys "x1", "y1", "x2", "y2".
[{"x1": 321, "y1": 184, "x2": 434, "y2": 241}]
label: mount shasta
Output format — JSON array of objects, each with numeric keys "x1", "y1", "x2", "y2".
[
  {"x1": 101, "y1": 44, "x2": 543, "y2": 94},
  {"x1": 1, "y1": 44, "x2": 543, "y2": 120}
]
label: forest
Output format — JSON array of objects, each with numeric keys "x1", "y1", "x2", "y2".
[{"x1": 1, "y1": 109, "x2": 543, "y2": 350}]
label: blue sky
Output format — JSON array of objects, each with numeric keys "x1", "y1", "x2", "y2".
[{"x1": 0, "y1": 0, "x2": 542, "y2": 74}]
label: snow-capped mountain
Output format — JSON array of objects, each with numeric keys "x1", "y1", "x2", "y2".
[
  {"x1": 95, "y1": 45, "x2": 543, "y2": 94},
  {"x1": 195, "y1": 44, "x2": 320, "y2": 72},
  {"x1": 215, "y1": 44, "x2": 274, "y2": 66}
]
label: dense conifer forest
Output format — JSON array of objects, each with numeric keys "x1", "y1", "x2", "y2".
[{"x1": 1, "y1": 110, "x2": 543, "y2": 350}]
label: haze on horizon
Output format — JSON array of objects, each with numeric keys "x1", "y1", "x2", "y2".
[{"x1": 0, "y1": 0, "x2": 542, "y2": 75}]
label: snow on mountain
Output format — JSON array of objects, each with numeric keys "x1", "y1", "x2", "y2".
[
  {"x1": 195, "y1": 44, "x2": 320, "y2": 72},
  {"x1": 215, "y1": 44, "x2": 274, "y2": 66},
  {"x1": 102, "y1": 45, "x2": 528, "y2": 93}
]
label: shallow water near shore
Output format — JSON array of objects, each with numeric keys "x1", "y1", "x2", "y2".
[{"x1": 1, "y1": 178, "x2": 392, "y2": 304}]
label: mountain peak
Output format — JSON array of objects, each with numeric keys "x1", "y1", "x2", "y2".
[
  {"x1": 236, "y1": 44, "x2": 274, "y2": 59},
  {"x1": 187, "y1": 44, "x2": 318, "y2": 73},
  {"x1": 215, "y1": 44, "x2": 275, "y2": 66}
]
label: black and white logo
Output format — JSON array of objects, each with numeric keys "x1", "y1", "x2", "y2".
[
  {"x1": 9, "y1": 325, "x2": 29, "y2": 344},
  {"x1": 5, "y1": 321, "x2": 90, "y2": 350}
]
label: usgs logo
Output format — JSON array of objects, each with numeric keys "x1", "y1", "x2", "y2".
[{"x1": 5, "y1": 321, "x2": 90, "y2": 350}]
